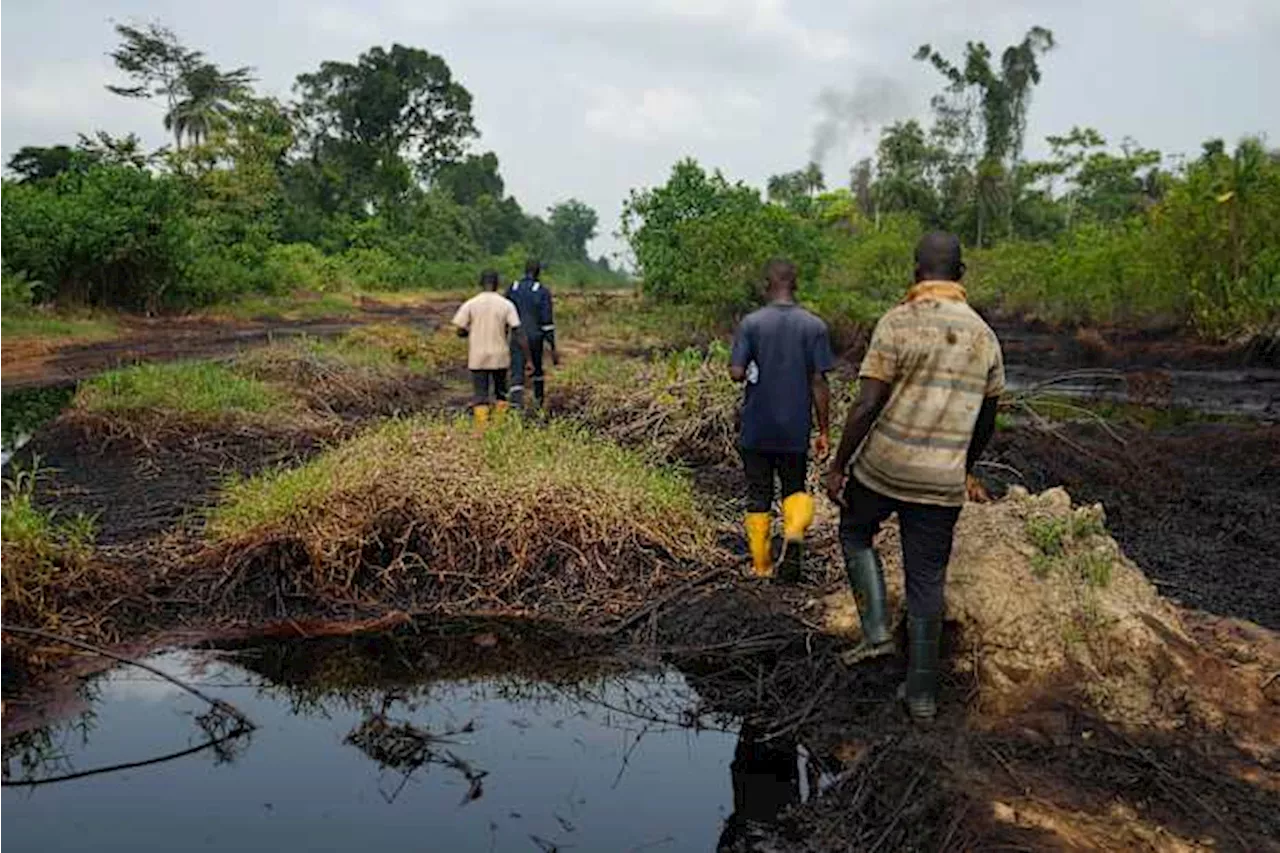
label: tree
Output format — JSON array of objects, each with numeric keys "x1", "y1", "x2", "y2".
[
  {"x1": 915, "y1": 27, "x2": 1056, "y2": 244},
  {"x1": 434, "y1": 151, "x2": 503, "y2": 206},
  {"x1": 106, "y1": 22, "x2": 254, "y2": 150},
  {"x1": 293, "y1": 44, "x2": 477, "y2": 212},
  {"x1": 548, "y1": 199, "x2": 598, "y2": 260},
  {"x1": 7, "y1": 146, "x2": 82, "y2": 182},
  {"x1": 873, "y1": 120, "x2": 940, "y2": 223},
  {"x1": 164, "y1": 62, "x2": 255, "y2": 148}
]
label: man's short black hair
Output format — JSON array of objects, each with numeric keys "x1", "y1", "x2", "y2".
[
  {"x1": 524, "y1": 258, "x2": 541, "y2": 277},
  {"x1": 765, "y1": 257, "x2": 797, "y2": 286},
  {"x1": 915, "y1": 232, "x2": 964, "y2": 280},
  {"x1": 479, "y1": 269, "x2": 500, "y2": 289}
]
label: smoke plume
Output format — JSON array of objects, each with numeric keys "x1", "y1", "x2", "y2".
[{"x1": 809, "y1": 75, "x2": 910, "y2": 165}]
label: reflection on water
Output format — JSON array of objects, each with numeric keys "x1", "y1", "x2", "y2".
[
  {"x1": 2, "y1": 385, "x2": 75, "y2": 466},
  {"x1": 0, "y1": 638, "x2": 820, "y2": 852}
]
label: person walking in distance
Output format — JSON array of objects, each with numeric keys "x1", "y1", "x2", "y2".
[
  {"x1": 452, "y1": 269, "x2": 531, "y2": 427},
  {"x1": 825, "y1": 232, "x2": 1004, "y2": 723},
  {"x1": 729, "y1": 258, "x2": 835, "y2": 582},
  {"x1": 506, "y1": 258, "x2": 559, "y2": 409}
]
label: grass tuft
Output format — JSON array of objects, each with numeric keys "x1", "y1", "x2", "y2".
[
  {"x1": 76, "y1": 360, "x2": 286, "y2": 418},
  {"x1": 207, "y1": 416, "x2": 721, "y2": 622}
]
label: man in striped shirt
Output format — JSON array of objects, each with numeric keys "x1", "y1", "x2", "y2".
[{"x1": 825, "y1": 232, "x2": 1004, "y2": 723}]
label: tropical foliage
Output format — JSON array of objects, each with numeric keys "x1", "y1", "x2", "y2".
[{"x1": 2, "y1": 24, "x2": 621, "y2": 312}]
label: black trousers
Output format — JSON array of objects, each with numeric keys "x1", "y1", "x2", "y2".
[
  {"x1": 470, "y1": 369, "x2": 508, "y2": 405},
  {"x1": 510, "y1": 336, "x2": 545, "y2": 403},
  {"x1": 741, "y1": 448, "x2": 808, "y2": 513},
  {"x1": 839, "y1": 477, "x2": 960, "y2": 618}
]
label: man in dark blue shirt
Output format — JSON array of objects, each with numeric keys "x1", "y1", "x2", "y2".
[
  {"x1": 505, "y1": 258, "x2": 559, "y2": 409},
  {"x1": 729, "y1": 258, "x2": 835, "y2": 581}
]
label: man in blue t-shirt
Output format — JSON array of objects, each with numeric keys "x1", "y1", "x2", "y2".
[{"x1": 729, "y1": 258, "x2": 835, "y2": 581}]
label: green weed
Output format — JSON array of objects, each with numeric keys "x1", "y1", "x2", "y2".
[
  {"x1": 0, "y1": 313, "x2": 119, "y2": 341},
  {"x1": 1074, "y1": 551, "x2": 1113, "y2": 588},
  {"x1": 76, "y1": 361, "x2": 286, "y2": 417},
  {"x1": 1025, "y1": 516, "x2": 1070, "y2": 557}
]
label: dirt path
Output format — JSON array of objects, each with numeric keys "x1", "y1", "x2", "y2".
[{"x1": 1, "y1": 298, "x2": 456, "y2": 391}]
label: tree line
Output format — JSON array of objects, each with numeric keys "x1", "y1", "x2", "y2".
[
  {"x1": 2, "y1": 23, "x2": 617, "y2": 311},
  {"x1": 625, "y1": 27, "x2": 1279, "y2": 339}
]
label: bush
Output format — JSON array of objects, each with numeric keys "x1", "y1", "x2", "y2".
[{"x1": 76, "y1": 361, "x2": 287, "y2": 419}]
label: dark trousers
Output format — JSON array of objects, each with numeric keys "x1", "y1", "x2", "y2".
[
  {"x1": 470, "y1": 369, "x2": 508, "y2": 405},
  {"x1": 741, "y1": 448, "x2": 808, "y2": 513},
  {"x1": 839, "y1": 477, "x2": 960, "y2": 618},
  {"x1": 510, "y1": 336, "x2": 546, "y2": 406}
]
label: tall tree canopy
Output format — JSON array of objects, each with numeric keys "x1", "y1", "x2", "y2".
[
  {"x1": 292, "y1": 44, "x2": 477, "y2": 213},
  {"x1": 548, "y1": 199, "x2": 599, "y2": 261}
]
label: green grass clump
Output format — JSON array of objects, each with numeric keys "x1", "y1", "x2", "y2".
[
  {"x1": 76, "y1": 361, "x2": 286, "y2": 418},
  {"x1": 1, "y1": 313, "x2": 119, "y2": 342},
  {"x1": 1, "y1": 463, "x2": 125, "y2": 681},
  {"x1": 207, "y1": 417, "x2": 720, "y2": 621},
  {"x1": 1025, "y1": 507, "x2": 1113, "y2": 588},
  {"x1": 1025, "y1": 516, "x2": 1070, "y2": 557}
]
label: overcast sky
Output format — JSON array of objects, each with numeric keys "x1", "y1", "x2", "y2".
[{"x1": 3, "y1": 0, "x2": 1276, "y2": 260}]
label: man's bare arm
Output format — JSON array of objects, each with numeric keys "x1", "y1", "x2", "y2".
[
  {"x1": 966, "y1": 396, "x2": 1000, "y2": 473},
  {"x1": 811, "y1": 372, "x2": 831, "y2": 455},
  {"x1": 825, "y1": 378, "x2": 892, "y2": 503}
]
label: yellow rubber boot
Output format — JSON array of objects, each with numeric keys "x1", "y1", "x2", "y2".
[
  {"x1": 745, "y1": 512, "x2": 773, "y2": 578},
  {"x1": 779, "y1": 492, "x2": 815, "y2": 583},
  {"x1": 493, "y1": 400, "x2": 509, "y2": 424},
  {"x1": 473, "y1": 405, "x2": 491, "y2": 430}
]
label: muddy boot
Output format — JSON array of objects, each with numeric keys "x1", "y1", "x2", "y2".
[
  {"x1": 900, "y1": 615, "x2": 943, "y2": 723},
  {"x1": 509, "y1": 384, "x2": 525, "y2": 410},
  {"x1": 777, "y1": 493, "x2": 814, "y2": 584},
  {"x1": 472, "y1": 404, "x2": 491, "y2": 431},
  {"x1": 493, "y1": 400, "x2": 509, "y2": 424},
  {"x1": 839, "y1": 547, "x2": 894, "y2": 665},
  {"x1": 533, "y1": 376, "x2": 546, "y2": 409}
]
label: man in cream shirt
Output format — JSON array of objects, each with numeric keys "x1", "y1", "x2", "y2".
[{"x1": 452, "y1": 269, "x2": 531, "y2": 427}]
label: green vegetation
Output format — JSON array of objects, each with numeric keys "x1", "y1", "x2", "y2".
[
  {"x1": 76, "y1": 361, "x2": 286, "y2": 418},
  {"x1": 557, "y1": 345, "x2": 740, "y2": 465},
  {"x1": 0, "y1": 466, "x2": 96, "y2": 645},
  {"x1": 622, "y1": 26, "x2": 1278, "y2": 339},
  {"x1": 0, "y1": 313, "x2": 120, "y2": 341},
  {"x1": 207, "y1": 417, "x2": 716, "y2": 620},
  {"x1": 1025, "y1": 507, "x2": 1112, "y2": 588},
  {"x1": 2, "y1": 24, "x2": 624, "y2": 315},
  {"x1": 1, "y1": 387, "x2": 75, "y2": 450}
]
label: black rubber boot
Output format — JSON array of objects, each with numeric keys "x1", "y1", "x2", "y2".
[
  {"x1": 776, "y1": 539, "x2": 803, "y2": 584},
  {"x1": 901, "y1": 615, "x2": 943, "y2": 723},
  {"x1": 840, "y1": 547, "x2": 894, "y2": 664},
  {"x1": 533, "y1": 377, "x2": 546, "y2": 408}
]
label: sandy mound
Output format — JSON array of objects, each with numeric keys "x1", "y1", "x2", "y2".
[{"x1": 820, "y1": 487, "x2": 1279, "y2": 746}]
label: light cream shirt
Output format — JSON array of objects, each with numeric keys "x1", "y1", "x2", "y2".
[{"x1": 451, "y1": 291, "x2": 521, "y2": 370}]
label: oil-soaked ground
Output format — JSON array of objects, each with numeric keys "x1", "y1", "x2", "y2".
[{"x1": 2, "y1": 638, "x2": 821, "y2": 853}]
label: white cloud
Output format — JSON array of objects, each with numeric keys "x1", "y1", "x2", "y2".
[
  {"x1": 582, "y1": 84, "x2": 762, "y2": 142},
  {"x1": 1142, "y1": 0, "x2": 1279, "y2": 39},
  {"x1": 655, "y1": 0, "x2": 850, "y2": 61}
]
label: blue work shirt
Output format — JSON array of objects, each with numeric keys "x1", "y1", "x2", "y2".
[
  {"x1": 506, "y1": 277, "x2": 554, "y2": 342},
  {"x1": 730, "y1": 302, "x2": 836, "y2": 453}
]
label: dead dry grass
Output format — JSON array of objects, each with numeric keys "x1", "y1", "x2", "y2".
[{"x1": 204, "y1": 416, "x2": 724, "y2": 625}]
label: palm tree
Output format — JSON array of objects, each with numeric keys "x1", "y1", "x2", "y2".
[
  {"x1": 803, "y1": 161, "x2": 825, "y2": 198},
  {"x1": 164, "y1": 63, "x2": 254, "y2": 148}
]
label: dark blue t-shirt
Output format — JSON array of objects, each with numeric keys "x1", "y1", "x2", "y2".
[{"x1": 731, "y1": 302, "x2": 836, "y2": 453}]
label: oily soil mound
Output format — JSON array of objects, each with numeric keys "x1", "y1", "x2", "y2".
[
  {"x1": 820, "y1": 488, "x2": 1279, "y2": 746},
  {"x1": 203, "y1": 416, "x2": 723, "y2": 626},
  {"x1": 986, "y1": 422, "x2": 1280, "y2": 628}
]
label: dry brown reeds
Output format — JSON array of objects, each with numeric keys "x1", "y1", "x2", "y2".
[
  {"x1": 554, "y1": 348, "x2": 740, "y2": 466},
  {"x1": 1, "y1": 465, "x2": 141, "y2": 684},
  {"x1": 204, "y1": 416, "x2": 725, "y2": 626}
]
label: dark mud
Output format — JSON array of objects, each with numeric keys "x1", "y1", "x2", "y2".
[{"x1": 982, "y1": 422, "x2": 1280, "y2": 629}]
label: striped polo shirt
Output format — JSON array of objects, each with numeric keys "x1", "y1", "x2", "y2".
[{"x1": 852, "y1": 282, "x2": 1005, "y2": 507}]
